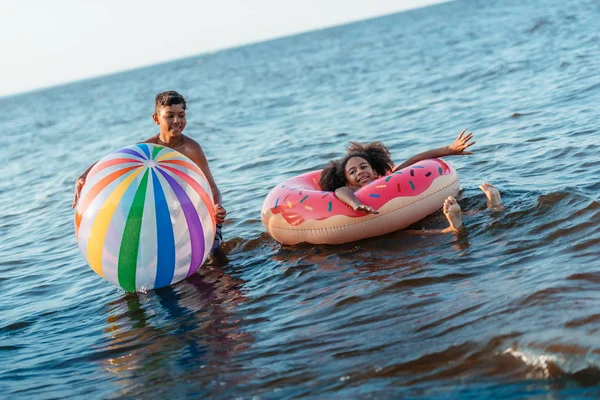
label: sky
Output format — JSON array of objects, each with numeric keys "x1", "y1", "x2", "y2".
[{"x1": 0, "y1": 0, "x2": 449, "y2": 97}]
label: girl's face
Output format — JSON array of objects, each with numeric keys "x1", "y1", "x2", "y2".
[
  {"x1": 344, "y1": 156, "x2": 377, "y2": 187},
  {"x1": 152, "y1": 104, "x2": 187, "y2": 136}
]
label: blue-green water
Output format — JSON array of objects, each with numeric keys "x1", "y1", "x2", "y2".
[{"x1": 2, "y1": 0, "x2": 600, "y2": 398}]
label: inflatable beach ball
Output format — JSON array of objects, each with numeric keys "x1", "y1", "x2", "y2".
[{"x1": 74, "y1": 143, "x2": 216, "y2": 292}]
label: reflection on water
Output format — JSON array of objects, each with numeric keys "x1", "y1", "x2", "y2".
[
  {"x1": 102, "y1": 262, "x2": 253, "y2": 397},
  {"x1": 2, "y1": 0, "x2": 600, "y2": 397}
]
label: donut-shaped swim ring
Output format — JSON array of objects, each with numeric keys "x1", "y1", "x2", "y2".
[{"x1": 261, "y1": 158, "x2": 459, "y2": 245}]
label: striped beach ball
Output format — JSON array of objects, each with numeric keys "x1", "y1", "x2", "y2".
[{"x1": 74, "y1": 143, "x2": 216, "y2": 292}]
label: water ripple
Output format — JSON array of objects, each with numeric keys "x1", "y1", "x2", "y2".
[{"x1": 2, "y1": 0, "x2": 600, "y2": 397}]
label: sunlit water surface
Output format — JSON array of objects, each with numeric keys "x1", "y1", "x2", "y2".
[{"x1": 2, "y1": 0, "x2": 600, "y2": 398}]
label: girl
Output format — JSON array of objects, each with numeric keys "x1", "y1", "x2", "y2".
[{"x1": 318, "y1": 130, "x2": 502, "y2": 233}]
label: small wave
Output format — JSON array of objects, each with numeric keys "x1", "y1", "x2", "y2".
[
  {"x1": 510, "y1": 111, "x2": 540, "y2": 118},
  {"x1": 503, "y1": 346, "x2": 600, "y2": 386},
  {"x1": 0, "y1": 320, "x2": 33, "y2": 335},
  {"x1": 381, "y1": 272, "x2": 475, "y2": 292},
  {"x1": 517, "y1": 286, "x2": 580, "y2": 307},
  {"x1": 535, "y1": 191, "x2": 588, "y2": 208},
  {"x1": 567, "y1": 272, "x2": 600, "y2": 284},
  {"x1": 528, "y1": 18, "x2": 551, "y2": 33},
  {"x1": 222, "y1": 232, "x2": 279, "y2": 254},
  {"x1": 565, "y1": 313, "x2": 600, "y2": 329}
]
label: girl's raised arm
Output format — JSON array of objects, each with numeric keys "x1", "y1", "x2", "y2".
[{"x1": 393, "y1": 129, "x2": 475, "y2": 172}]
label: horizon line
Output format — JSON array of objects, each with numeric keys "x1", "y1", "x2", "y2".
[{"x1": 0, "y1": 0, "x2": 452, "y2": 100}]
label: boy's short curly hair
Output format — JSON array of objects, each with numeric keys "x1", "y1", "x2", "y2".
[
  {"x1": 319, "y1": 141, "x2": 394, "y2": 191},
  {"x1": 155, "y1": 90, "x2": 187, "y2": 113}
]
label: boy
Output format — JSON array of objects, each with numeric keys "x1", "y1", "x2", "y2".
[{"x1": 72, "y1": 90, "x2": 227, "y2": 254}]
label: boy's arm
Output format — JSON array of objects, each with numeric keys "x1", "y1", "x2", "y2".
[
  {"x1": 72, "y1": 161, "x2": 98, "y2": 208},
  {"x1": 186, "y1": 142, "x2": 226, "y2": 223},
  {"x1": 334, "y1": 187, "x2": 379, "y2": 214},
  {"x1": 393, "y1": 129, "x2": 475, "y2": 172}
]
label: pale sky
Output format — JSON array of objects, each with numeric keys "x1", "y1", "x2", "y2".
[{"x1": 0, "y1": 0, "x2": 448, "y2": 97}]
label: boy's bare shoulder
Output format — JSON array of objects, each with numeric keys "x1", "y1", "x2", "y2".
[
  {"x1": 139, "y1": 135, "x2": 159, "y2": 144},
  {"x1": 183, "y1": 135, "x2": 202, "y2": 147},
  {"x1": 183, "y1": 136, "x2": 205, "y2": 153}
]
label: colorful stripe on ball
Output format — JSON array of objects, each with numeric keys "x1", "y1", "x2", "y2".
[{"x1": 75, "y1": 143, "x2": 215, "y2": 292}]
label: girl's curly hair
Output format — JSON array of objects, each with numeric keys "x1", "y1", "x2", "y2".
[{"x1": 319, "y1": 141, "x2": 394, "y2": 191}]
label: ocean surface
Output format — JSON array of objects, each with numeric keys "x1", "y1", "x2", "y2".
[{"x1": 2, "y1": 0, "x2": 600, "y2": 397}]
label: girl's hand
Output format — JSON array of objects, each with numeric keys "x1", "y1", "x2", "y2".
[
  {"x1": 448, "y1": 129, "x2": 475, "y2": 155},
  {"x1": 215, "y1": 204, "x2": 227, "y2": 224},
  {"x1": 354, "y1": 204, "x2": 379, "y2": 214}
]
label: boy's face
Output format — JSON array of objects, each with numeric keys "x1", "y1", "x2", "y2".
[{"x1": 153, "y1": 104, "x2": 186, "y2": 136}]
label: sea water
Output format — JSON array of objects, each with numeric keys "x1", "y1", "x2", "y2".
[{"x1": 1, "y1": 0, "x2": 600, "y2": 397}]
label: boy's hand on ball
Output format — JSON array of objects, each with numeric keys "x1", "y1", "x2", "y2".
[
  {"x1": 72, "y1": 177, "x2": 85, "y2": 208},
  {"x1": 215, "y1": 204, "x2": 227, "y2": 223}
]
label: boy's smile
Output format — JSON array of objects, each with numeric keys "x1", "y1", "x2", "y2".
[{"x1": 153, "y1": 104, "x2": 187, "y2": 136}]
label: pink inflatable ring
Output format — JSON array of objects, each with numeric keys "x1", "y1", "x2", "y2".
[{"x1": 261, "y1": 158, "x2": 459, "y2": 245}]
